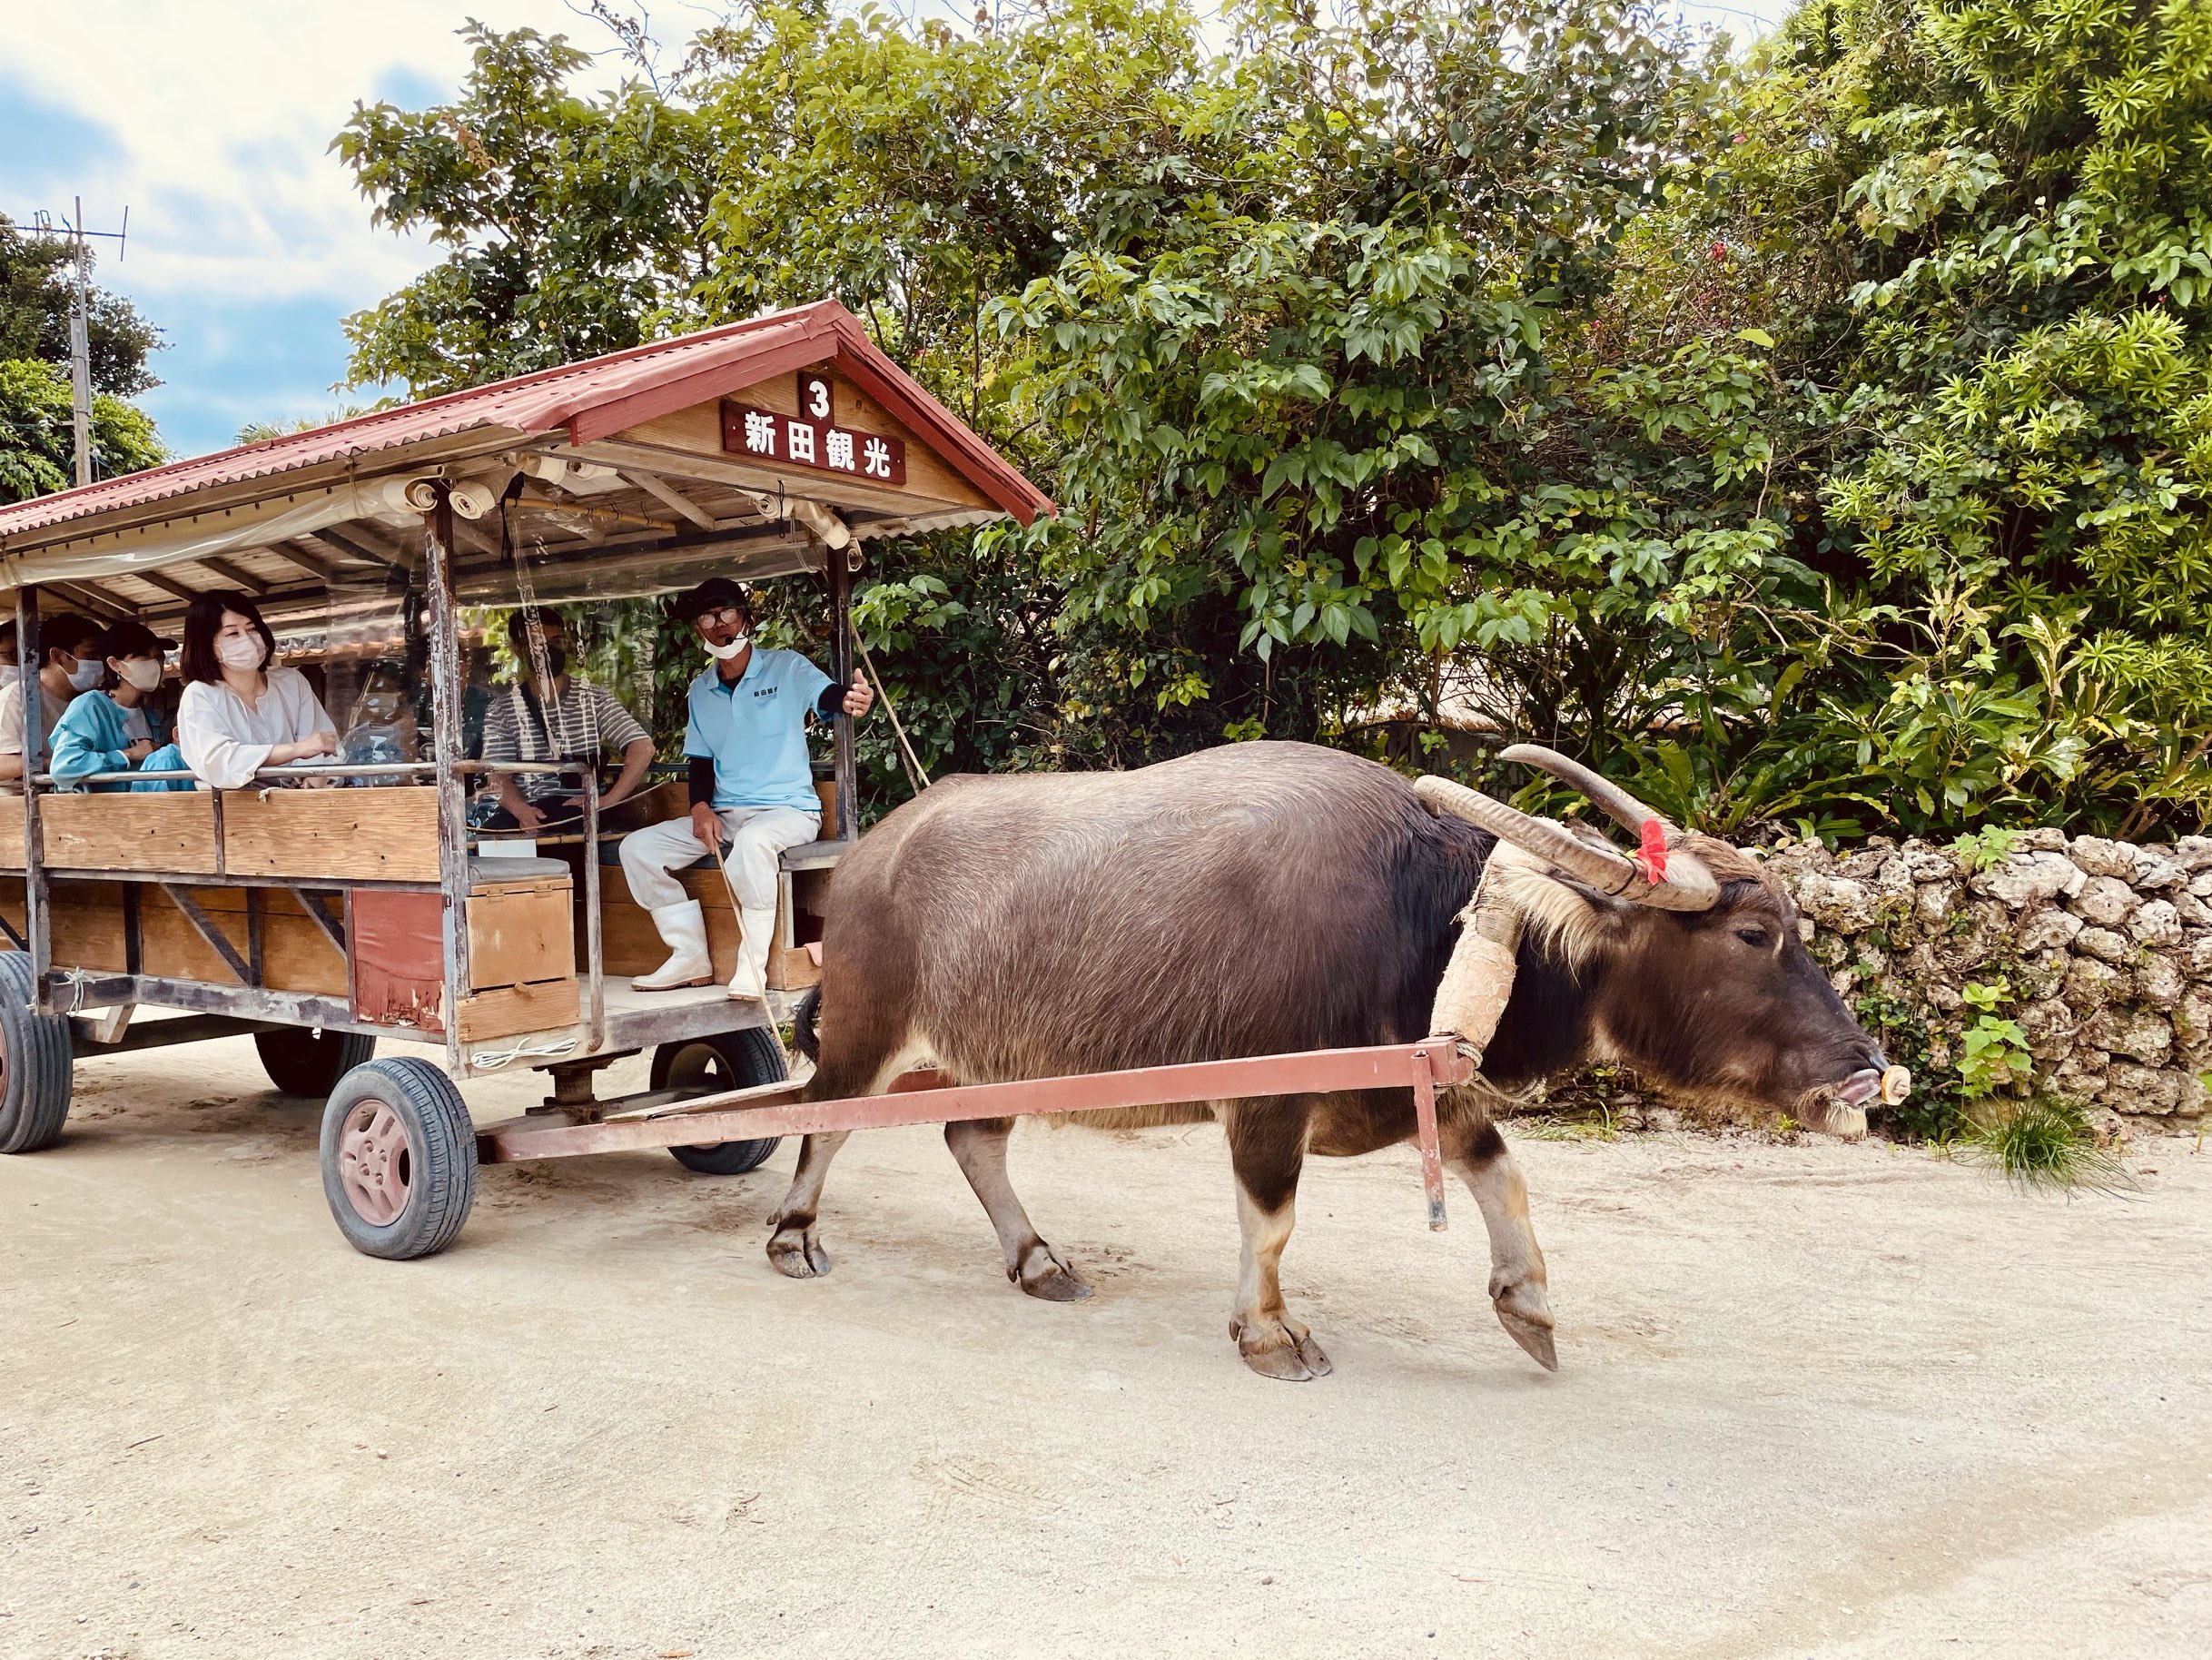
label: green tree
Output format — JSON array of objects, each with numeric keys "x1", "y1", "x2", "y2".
[
  {"x1": 334, "y1": 22, "x2": 727, "y2": 391},
  {"x1": 0, "y1": 216, "x2": 164, "y2": 397},
  {"x1": 0, "y1": 358, "x2": 166, "y2": 503},
  {"x1": 334, "y1": 0, "x2": 2212, "y2": 836},
  {"x1": 338, "y1": 1, "x2": 1713, "y2": 798}
]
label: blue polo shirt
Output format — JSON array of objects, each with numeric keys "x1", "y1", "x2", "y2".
[{"x1": 684, "y1": 647, "x2": 832, "y2": 813}]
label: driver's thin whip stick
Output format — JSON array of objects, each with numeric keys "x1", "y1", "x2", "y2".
[{"x1": 851, "y1": 632, "x2": 929, "y2": 792}]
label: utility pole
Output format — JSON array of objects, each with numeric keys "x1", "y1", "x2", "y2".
[
  {"x1": 23, "y1": 202, "x2": 129, "y2": 489},
  {"x1": 68, "y1": 198, "x2": 94, "y2": 487}
]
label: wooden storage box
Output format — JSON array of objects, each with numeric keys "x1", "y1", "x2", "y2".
[{"x1": 351, "y1": 871, "x2": 579, "y2": 1040}]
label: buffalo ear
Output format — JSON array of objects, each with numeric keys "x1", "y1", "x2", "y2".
[{"x1": 1495, "y1": 863, "x2": 1624, "y2": 966}]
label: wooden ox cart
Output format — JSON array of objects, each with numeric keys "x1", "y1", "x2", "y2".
[{"x1": 0, "y1": 303, "x2": 1476, "y2": 1259}]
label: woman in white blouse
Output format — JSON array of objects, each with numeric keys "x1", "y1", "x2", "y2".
[{"x1": 173, "y1": 591, "x2": 338, "y2": 790}]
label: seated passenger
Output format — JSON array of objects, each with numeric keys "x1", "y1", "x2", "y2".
[
  {"x1": 619, "y1": 578, "x2": 872, "y2": 1002},
  {"x1": 49, "y1": 619, "x2": 185, "y2": 791},
  {"x1": 0, "y1": 611, "x2": 104, "y2": 795},
  {"x1": 480, "y1": 609, "x2": 653, "y2": 831},
  {"x1": 173, "y1": 590, "x2": 338, "y2": 789},
  {"x1": 335, "y1": 667, "x2": 416, "y2": 770}
]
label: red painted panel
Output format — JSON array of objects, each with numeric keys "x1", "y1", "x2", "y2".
[{"x1": 351, "y1": 890, "x2": 445, "y2": 1033}]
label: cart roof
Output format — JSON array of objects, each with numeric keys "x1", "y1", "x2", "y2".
[{"x1": 0, "y1": 301, "x2": 1053, "y2": 621}]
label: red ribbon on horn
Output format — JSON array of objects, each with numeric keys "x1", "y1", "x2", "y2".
[{"x1": 1633, "y1": 819, "x2": 1669, "y2": 884}]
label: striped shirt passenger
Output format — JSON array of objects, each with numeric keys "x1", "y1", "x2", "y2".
[{"x1": 480, "y1": 612, "x2": 655, "y2": 827}]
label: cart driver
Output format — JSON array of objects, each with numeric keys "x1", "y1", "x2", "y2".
[{"x1": 619, "y1": 578, "x2": 873, "y2": 1001}]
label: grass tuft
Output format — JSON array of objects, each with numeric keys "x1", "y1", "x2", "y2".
[{"x1": 1965, "y1": 1096, "x2": 2136, "y2": 1197}]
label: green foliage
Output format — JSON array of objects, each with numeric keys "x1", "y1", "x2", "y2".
[
  {"x1": 334, "y1": 22, "x2": 726, "y2": 390},
  {"x1": 1665, "y1": 0, "x2": 2212, "y2": 835},
  {"x1": 0, "y1": 358, "x2": 166, "y2": 505},
  {"x1": 1950, "y1": 824, "x2": 2019, "y2": 874},
  {"x1": 1965, "y1": 1094, "x2": 2132, "y2": 1195},
  {"x1": 1854, "y1": 980, "x2": 1967, "y2": 1140},
  {"x1": 331, "y1": 0, "x2": 2212, "y2": 835},
  {"x1": 1956, "y1": 976, "x2": 2032, "y2": 1100}
]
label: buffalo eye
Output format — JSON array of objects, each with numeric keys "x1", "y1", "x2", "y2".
[{"x1": 1734, "y1": 926, "x2": 1772, "y2": 948}]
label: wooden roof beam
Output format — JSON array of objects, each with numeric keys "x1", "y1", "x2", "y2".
[
  {"x1": 129, "y1": 568, "x2": 206, "y2": 606},
  {"x1": 619, "y1": 469, "x2": 718, "y2": 531},
  {"x1": 267, "y1": 539, "x2": 341, "y2": 583},
  {"x1": 47, "y1": 580, "x2": 136, "y2": 622},
  {"x1": 196, "y1": 556, "x2": 272, "y2": 596},
  {"x1": 314, "y1": 525, "x2": 420, "y2": 573}
]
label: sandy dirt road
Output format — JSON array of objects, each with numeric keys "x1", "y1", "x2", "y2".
[{"x1": 3, "y1": 1034, "x2": 2209, "y2": 1659}]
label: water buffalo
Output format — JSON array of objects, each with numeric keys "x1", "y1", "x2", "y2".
[{"x1": 772, "y1": 741, "x2": 1890, "y2": 1379}]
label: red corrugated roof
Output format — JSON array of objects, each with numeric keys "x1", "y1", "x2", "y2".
[{"x1": 0, "y1": 301, "x2": 1052, "y2": 542}]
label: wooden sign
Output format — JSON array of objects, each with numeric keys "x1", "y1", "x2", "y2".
[{"x1": 721, "y1": 379, "x2": 906, "y2": 486}]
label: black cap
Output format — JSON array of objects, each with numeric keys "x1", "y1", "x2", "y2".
[
  {"x1": 668, "y1": 576, "x2": 751, "y2": 622},
  {"x1": 96, "y1": 619, "x2": 177, "y2": 660}
]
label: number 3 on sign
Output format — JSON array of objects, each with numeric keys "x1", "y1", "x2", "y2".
[{"x1": 800, "y1": 372, "x2": 833, "y2": 422}]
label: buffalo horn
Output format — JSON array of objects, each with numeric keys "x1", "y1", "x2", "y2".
[
  {"x1": 1498, "y1": 744, "x2": 1674, "y2": 835},
  {"x1": 1414, "y1": 775, "x2": 1720, "y2": 912}
]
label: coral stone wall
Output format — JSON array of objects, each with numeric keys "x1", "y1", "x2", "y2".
[{"x1": 1762, "y1": 831, "x2": 2212, "y2": 1128}]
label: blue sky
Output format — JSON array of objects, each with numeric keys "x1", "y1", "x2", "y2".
[{"x1": 3, "y1": 2, "x2": 1785, "y2": 464}]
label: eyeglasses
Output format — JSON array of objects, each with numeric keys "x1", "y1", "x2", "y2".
[{"x1": 697, "y1": 607, "x2": 748, "y2": 628}]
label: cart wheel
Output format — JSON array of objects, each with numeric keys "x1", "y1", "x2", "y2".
[
  {"x1": 256, "y1": 1027, "x2": 377, "y2": 1097},
  {"x1": 0, "y1": 950, "x2": 74, "y2": 1154},
  {"x1": 651, "y1": 1028, "x2": 785, "y2": 1176},
  {"x1": 319, "y1": 1056, "x2": 477, "y2": 1260}
]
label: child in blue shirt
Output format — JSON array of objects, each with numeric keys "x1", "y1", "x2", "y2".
[{"x1": 49, "y1": 618, "x2": 189, "y2": 793}]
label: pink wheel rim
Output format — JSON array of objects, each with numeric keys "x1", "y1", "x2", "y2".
[{"x1": 339, "y1": 1100, "x2": 410, "y2": 1227}]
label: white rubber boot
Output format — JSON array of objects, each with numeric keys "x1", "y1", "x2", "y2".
[
  {"x1": 727, "y1": 905, "x2": 775, "y2": 1001},
  {"x1": 632, "y1": 900, "x2": 713, "y2": 991}
]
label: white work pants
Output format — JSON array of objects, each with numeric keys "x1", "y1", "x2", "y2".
[{"x1": 618, "y1": 805, "x2": 820, "y2": 988}]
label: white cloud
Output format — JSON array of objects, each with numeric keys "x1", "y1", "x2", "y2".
[{"x1": 5, "y1": 1, "x2": 621, "y2": 310}]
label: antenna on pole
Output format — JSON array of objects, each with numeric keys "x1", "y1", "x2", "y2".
[{"x1": 22, "y1": 200, "x2": 131, "y2": 489}]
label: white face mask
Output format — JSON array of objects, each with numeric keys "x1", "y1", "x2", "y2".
[
  {"x1": 66, "y1": 655, "x2": 105, "y2": 691},
  {"x1": 121, "y1": 657, "x2": 164, "y2": 692},
  {"x1": 216, "y1": 634, "x2": 267, "y2": 671},
  {"x1": 703, "y1": 632, "x2": 749, "y2": 661}
]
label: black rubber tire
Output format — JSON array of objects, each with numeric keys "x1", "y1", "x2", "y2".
[
  {"x1": 255, "y1": 1027, "x2": 378, "y2": 1097},
  {"x1": 319, "y1": 1056, "x2": 477, "y2": 1260},
  {"x1": 0, "y1": 949, "x2": 74, "y2": 1154},
  {"x1": 651, "y1": 1027, "x2": 785, "y2": 1176}
]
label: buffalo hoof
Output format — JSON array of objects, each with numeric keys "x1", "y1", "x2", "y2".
[
  {"x1": 1231, "y1": 1316, "x2": 1332, "y2": 1382},
  {"x1": 766, "y1": 1221, "x2": 831, "y2": 1279},
  {"x1": 1494, "y1": 1282, "x2": 1558, "y2": 1372},
  {"x1": 1012, "y1": 1242, "x2": 1092, "y2": 1302}
]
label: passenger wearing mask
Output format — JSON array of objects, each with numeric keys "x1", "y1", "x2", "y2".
[
  {"x1": 49, "y1": 619, "x2": 184, "y2": 791},
  {"x1": 0, "y1": 612, "x2": 104, "y2": 795},
  {"x1": 618, "y1": 578, "x2": 872, "y2": 1001},
  {"x1": 173, "y1": 590, "x2": 338, "y2": 789},
  {"x1": 479, "y1": 609, "x2": 653, "y2": 830}
]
